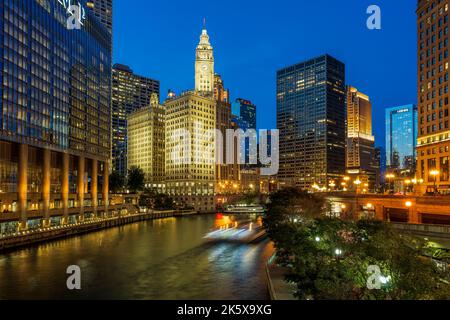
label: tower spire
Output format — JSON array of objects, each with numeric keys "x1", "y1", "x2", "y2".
[{"x1": 203, "y1": 18, "x2": 206, "y2": 30}]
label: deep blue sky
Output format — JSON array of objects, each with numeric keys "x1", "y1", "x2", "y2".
[{"x1": 113, "y1": 0, "x2": 417, "y2": 148}]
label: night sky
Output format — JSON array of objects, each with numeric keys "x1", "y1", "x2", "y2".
[{"x1": 113, "y1": 0, "x2": 417, "y2": 148}]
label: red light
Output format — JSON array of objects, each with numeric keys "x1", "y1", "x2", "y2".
[{"x1": 216, "y1": 214, "x2": 223, "y2": 219}]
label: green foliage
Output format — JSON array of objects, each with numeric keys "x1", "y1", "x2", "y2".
[
  {"x1": 232, "y1": 191, "x2": 261, "y2": 206},
  {"x1": 127, "y1": 166, "x2": 145, "y2": 193},
  {"x1": 139, "y1": 189, "x2": 176, "y2": 210},
  {"x1": 265, "y1": 191, "x2": 450, "y2": 300},
  {"x1": 109, "y1": 171, "x2": 125, "y2": 194}
]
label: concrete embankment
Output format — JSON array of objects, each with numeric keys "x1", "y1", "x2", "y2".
[
  {"x1": 265, "y1": 252, "x2": 297, "y2": 300},
  {"x1": 0, "y1": 210, "x2": 197, "y2": 252}
]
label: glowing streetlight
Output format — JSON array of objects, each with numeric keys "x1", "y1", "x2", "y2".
[
  {"x1": 405, "y1": 201, "x2": 413, "y2": 208},
  {"x1": 430, "y1": 170, "x2": 440, "y2": 195}
]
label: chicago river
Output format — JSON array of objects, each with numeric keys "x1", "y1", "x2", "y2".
[{"x1": 0, "y1": 215, "x2": 273, "y2": 300}]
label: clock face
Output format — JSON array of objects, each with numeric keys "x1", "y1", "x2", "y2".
[{"x1": 201, "y1": 64, "x2": 209, "y2": 72}]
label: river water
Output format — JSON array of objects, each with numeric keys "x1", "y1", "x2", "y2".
[{"x1": 0, "y1": 215, "x2": 273, "y2": 300}]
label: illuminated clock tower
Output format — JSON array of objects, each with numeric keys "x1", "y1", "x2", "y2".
[{"x1": 195, "y1": 24, "x2": 214, "y2": 93}]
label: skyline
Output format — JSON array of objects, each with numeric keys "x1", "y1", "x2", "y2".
[{"x1": 113, "y1": 0, "x2": 417, "y2": 149}]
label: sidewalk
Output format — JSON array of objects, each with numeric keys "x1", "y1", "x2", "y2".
[{"x1": 265, "y1": 253, "x2": 297, "y2": 300}]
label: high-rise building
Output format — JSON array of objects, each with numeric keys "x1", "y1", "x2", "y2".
[
  {"x1": 0, "y1": 0, "x2": 112, "y2": 232},
  {"x1": 385, "y1": 105, "x2": 418, "y2": 176},
  {"x1": 214, "y1": 74, "x2": 230, "y2": 103},
  {"x1": 417, "y1": 0, "x2": 450, "y2": 194},
  {"x1": 112, "y1": 64, "x2": 160, "y2": 177},
  {"x1": 164, "y1": 27, "x2": 216, "y2": 213},
  {"x1": 233, "y1": 99, "x2": 257, "y2": 130},
  {"x1": 128, "y1": 94, "x2": 165, "y2": 189},
  {"x1": 375, "y1": 146, "x2": 386, "y2": 186},
  {"x1": 346, "y1": 86, "x2": 378, "y2": 190},
  {"x1": 214, "y1": 75, "x2": 240, "y2": 190},
  {"x1": 87, "y1": 0, "x2": 113, "y2": 34},
  {"x1": 277, "y1": 54, "x2": 346, "y2": 189}
]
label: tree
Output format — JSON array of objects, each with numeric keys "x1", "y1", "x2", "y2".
[
  {"x1": 264, "y1": 188, "x2": 328, "y2": 239},
  {"x1": 109, "y1": 171, "x2": 125, "y2": 194},
  {"x1": 127, "y1": 166, "x2": 145, "y2": 193},
  {"x1": 265, "y1": 212, "x2": 450, "y2": 300}
]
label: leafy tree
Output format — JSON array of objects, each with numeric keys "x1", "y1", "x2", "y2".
[
  {"x1": 139, "y1": 189, "x2": 176, "y2": 210},
  {"x1": 127, "y1": 166, "x2": 145, "y2": 193},
  {"x1": 264, "y1": 188, "x2": 328, "y2": 240},
  {"x1": 265, "y1": 212, "x2": 450, "y2": 300},
  {"x1": 109, "y1": 171, "x2": 125, "y2": 194}
]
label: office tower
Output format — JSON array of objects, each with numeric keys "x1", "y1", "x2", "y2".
[
  {"x1": 164, "y1": 27, "x2": 216, "y2": 213},
  {"x1": 214, "y1": 75, "x2": 240, "y2": 190},
  {"x1": 87, "y1": 0, "x2": 113, "y2": 34},
  {"x1": 346, "y1": 86, "x2": 378, "y2": 190},
  {"x1": 235, "y1": 99, "x2": 257, "y2": 130},
  {"x1": 128, "y1": 94, "x2": 165, "y2": 190},
  {"x1": 277, "y1": 54, "x2": 346, "y2": 189},
  {"x1": 385, "y1": 105, "x2": 418, "y2": 176},
  {"x1": 214, "y1": 74, "x2": 230, "y2": 103},
  {"x1": 417, "y1": 0, "x2": 450, "y2": 194},
  {"x1": 230, "y1": 98, "x2": 257, "y2": 167},
  {"x1": 375, "y1": 146, "x2": 386, "y2": 186},
  {"x1": 112, "y1": 64, "x2": 160, "y2": 177},
  {"x1": 0, "y1": 0, "x2": 112, "y2": 231},
  {"x1": 195, "y1": 26, "x2": 214, "y2": 93}
]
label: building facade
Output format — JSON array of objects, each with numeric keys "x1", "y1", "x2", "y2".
[
  {"x1": 164, "y1": 27, "x2": 216, "y2": 213},
  {"x1": 385, "y1": 105, "x2": 418, "y2": 176},
  {"x1": 346, "y1": 86, "x2": 378, "y2": 191},
  {"x1": 277, "y1": 54, "x2": 346, "y2": 190},
  {"x1": 87, "y1": 0, "x2": 113, "y2": 34},
  {"x1": 112, "y1": 64, "x2": 160, "y2": 177},
  {"x1": 214, "y1": 75, "x2": 240, "y2": 191},
  {"x1": 417, "y1": 0, "x2": 450, "y2": 194},
  {"x1": 0, "y1": 0, "x2": 112, "y2": 233},
  {"x1": 233, "y1": 98, "x2": 257, "y2": 130},
  {"x1": 164, "y1": 92, "x2": 216, "y2": 212},
  {"x1": 128, "y1": 94, "x2": 165, "y2": 189}
]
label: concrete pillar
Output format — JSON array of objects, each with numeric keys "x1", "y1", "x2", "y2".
[
  {"x1": 375, "y1": 205, "x2": 384, "y2": 221},
  {"x1": 18, "y1": 144, "x2": 28, "y2": 231},
  {"x1": 102, "y1": 161, "x2": 109, "y2": 217},
  {"x1": 42, "y1": 149, "x2": 51, "y2": 228},
  {"x1": 92, "y1": 159, "x2": 98, "y2": 216},
  {"x1": 61, "y1": 153, "x2": 69, "y2": 225},
  {"x1": 78, "y1": 156, "x2": 85, "y2": 221},
  {"x1": 409, "y1": 207, "x2": 420, "y2": 224}
]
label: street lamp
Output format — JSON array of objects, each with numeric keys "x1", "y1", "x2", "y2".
[
  {"x1": 404, "y1": 179, "x2": 412, "y2": 195},
  {"x1": 429, "y1": 170, "x2": 440, "y2": 195},
  {"x1": 386, "y1": 173, "x2": 395, "y2": 194}
]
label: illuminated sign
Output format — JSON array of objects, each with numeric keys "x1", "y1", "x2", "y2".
[{"x1": 57, "y1": 0, "x2": 86, "y2": 29}]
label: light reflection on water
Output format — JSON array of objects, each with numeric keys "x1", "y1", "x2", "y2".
[{"x1": 0, "y1": 215, "x2": 273, "y2": 300}]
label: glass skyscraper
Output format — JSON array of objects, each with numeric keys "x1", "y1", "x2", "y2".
[
  {"x1": 0, "y1": 0, "x2": 112, "y2": 233},
  {"x1": 385, "y1": 104, "x2": 418, "y2": 175},
  {"x1": 277, "y1": 54, "x2": 346, "y2": 189},
  {"x1": 112, "y1": 64, "x2": 160, "y2": 177},
  {"x1": 233, "y1": 98, "x2": 256, "y2": 130}
]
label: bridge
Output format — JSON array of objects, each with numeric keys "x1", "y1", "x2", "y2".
[{"x1": 327, "y1": 193, "x2": 450, "y2": 225}]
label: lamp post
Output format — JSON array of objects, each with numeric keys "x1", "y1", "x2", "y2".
[
  {"x1": 353, "y1": 179, "x2": 362, "y2": 219},
  {"x1": 429, "y1": 170, "x2": 440, "y2": 196},
  {"x1": 404, "y1": 179, "x2": 412, "y2": 195},
  {"x1": 386, "y1": 174, "x2": 395, "y2": 194}
]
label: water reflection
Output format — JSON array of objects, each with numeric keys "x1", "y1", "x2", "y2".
[{"x1": 0, "y1": 215, "x2": 273, "y2": 300}]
